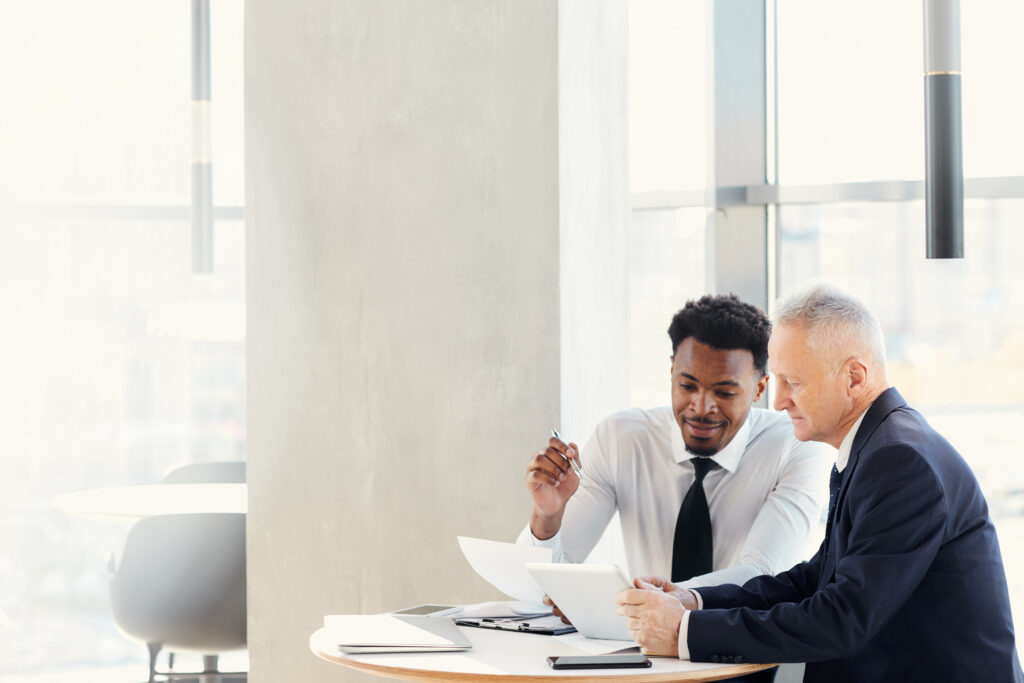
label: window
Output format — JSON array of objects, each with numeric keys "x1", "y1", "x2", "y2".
[
  {"x1": 0, "y1": 1, "x2": 245, "y2": 676},
  {"x1": 628, "y1": 0, "x2": 1024, "y2": 646},
  {"x1": 776, "y1": 0, "x2": 1024, "y2": 638},
  {"x1": 776, "y1": 0, "x2": 922, "y2": 184},
  {"x1": 629, "y1": 208, "x2": 706, "y2": 408},
  {"x1": 628, "y1": 0, "x2": 706, "y2": 194},
  {"x1": 628, "y1": 0, "x2": 708, "y2": 407}
]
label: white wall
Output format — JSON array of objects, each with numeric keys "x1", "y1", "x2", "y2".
[{"x1": 245, "y1": 1, "x2": 626, "y2": 680}]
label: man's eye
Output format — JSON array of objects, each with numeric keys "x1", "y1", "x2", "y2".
[
  {"x1": 716, "y1": 392, "x2": 736, "y2": 399},
  {"x1": 680, "y1": 384, "x2": 696, "y2": 391}
]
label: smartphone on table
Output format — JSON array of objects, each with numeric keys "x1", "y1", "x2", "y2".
[{"x1": 546, "y1": 654, "x2": 652, "y2": 669}]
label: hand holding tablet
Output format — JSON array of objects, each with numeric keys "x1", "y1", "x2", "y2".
[{"x1": 525, "y1": 563, "x2": 634, "y2": 641}]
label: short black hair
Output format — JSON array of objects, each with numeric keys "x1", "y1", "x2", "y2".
[{"x1": 667, "y1": 294, "x2": 771, "y2": 375}]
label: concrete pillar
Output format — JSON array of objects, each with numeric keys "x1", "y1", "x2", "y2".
[{"x1": 245, "y1": 1, "x2": 627, "y2": 680}]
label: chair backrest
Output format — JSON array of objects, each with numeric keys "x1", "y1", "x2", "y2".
[
  {"x1": 161, "y1": 461, "x2": 245, "y2": 484},
  {"x1": 110, "y1": 460, "x2": 247, "y2": 654},
  {"x1": 110, "y1": 513, "x2": 246, "y2": 652}
]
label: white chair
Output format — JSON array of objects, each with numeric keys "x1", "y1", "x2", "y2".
[{"x1": 108, "y1": 462, "x2": 246, "y2": 682}]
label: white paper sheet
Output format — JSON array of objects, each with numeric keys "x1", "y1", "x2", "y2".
[
  {"x1": 554, "y1": 632, "x2": 641, "y2": 654},
  {"x1": 458, "y1": 600, "x2": 553, "y2": 619},
  {"x1": 457, "y1": 536, "x2": 551, "y2": 604}
]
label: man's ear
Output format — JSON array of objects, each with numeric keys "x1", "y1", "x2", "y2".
[
  {"x1": 846, "y1": 357, "x2": 868, "y2": 394},
  {"x1": 753, "y1": 373, "x2": 769, "y2": 402}
]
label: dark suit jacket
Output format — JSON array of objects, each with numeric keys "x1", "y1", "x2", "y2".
[{"x1": 688, "y1": 388, "x2": 1022, "y2": 682}]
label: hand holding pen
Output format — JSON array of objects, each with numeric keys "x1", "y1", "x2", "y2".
[
  {"x1": 550, "y1": 428, "x2": 583, "y2": 479},
  {"x1": 525, "y1": 428, "x2": 583, "y2": 533}
]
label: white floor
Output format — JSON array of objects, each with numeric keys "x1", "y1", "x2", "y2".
[
  {"x1": 0, "y1": 653, "x2": 248, "y2": 683},
  {"x1": 0, "y1": 666, "x2": 146, "y2": 683}
]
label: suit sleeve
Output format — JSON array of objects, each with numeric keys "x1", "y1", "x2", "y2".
[
  {"x1": 695, "y1": 540, "x2": 825, "y2": 610},
  {"x1": 688, "y1": 444, "x2": 947, "y2": 663}
]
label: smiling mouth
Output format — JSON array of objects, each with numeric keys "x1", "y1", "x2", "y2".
[{"x1": 684, "y1": 420, "x2": 725, "y2": 440}]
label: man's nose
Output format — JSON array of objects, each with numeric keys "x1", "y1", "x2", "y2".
[
  {"x1": 692, "y1": 391, "x2": 716, "y2": 415},
  {"x1": 773, "y1": 383, "x2": 791, "y2": 411}
]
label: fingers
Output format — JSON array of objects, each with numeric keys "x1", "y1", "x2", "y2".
[
  {"x1": 617, "y1": 587, "x2": 655, "y2": 607},
  {"x1": 636, "y1": 575, "x2": 666, "y2": 586},
  {"x1": 635, "y1": 575, "x2": 675, "y2": 593},
  {"x1": 617, "y1": 604, "x2": 638, "y2": 618},
  {"x1": 526, "y1": 445, "x2": 577, "y2": 487},
  {"x1": 634, "y1": 577, "x2": 657, "y2": 591},
  {"x1": 547, "y1": 436, "x2": 574, "y2": 456},
  {"x1": 616, "y1": 592, "x2": 684, "y2": 656},
  {"x1": 542, "y1": 595, "x2": 571, "y2": 624},
  {"x1": 525, "y1": 452, "x2": 567, "y2": 487},
  {"x1": 542, "y1": 594, "x2": 562, "y2": 614},
  {"x1": 568, "y1": 441, "x2": 582, "y2": 469},
  {"x1": 549, "y1": 437, "x2": 582, "y2": 472}
]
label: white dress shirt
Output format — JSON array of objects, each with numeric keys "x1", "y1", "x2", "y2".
[
  {"x1": 677, "y1": 408, "x2": 866, "y2": 659},
  {"x1": 836, "y1": 410, "x2": 867, "y2": 473},
  {"x1": 517, "y1": 406, "x2": 834, "y2": 589}
]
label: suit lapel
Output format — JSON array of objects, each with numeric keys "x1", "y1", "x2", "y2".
[
  {"x1": 850, "y1": 387, "x2": 907, "y2": 457},
  {"x1": 820, "y1": 388, "x2": 908, "y2": 584}
]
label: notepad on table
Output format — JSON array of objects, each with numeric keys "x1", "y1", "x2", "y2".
[{"x1": 323, "y1": 614, "x2": 472, "y2": 654}]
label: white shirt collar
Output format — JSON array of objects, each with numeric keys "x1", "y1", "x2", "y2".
[
  {"x1": 836, "y1": 409, "x2": 868, "y2": 472},
  {"x1": 670, "y1": 411, "x2": 753, "y2": 474}
]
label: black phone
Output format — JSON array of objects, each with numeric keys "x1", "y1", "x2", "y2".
[{"x1": 546, "y1": 654, "x2": 652, "y2": 669}]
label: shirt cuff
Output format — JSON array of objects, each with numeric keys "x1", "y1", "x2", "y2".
[
  {"x1": 676, "y1": 590, "x2": 701, "y2": 660},
  {"x1": 677, "y1": 609, "x2": 692, "y2": 660},
  {"x1": 533, "y1": 531, "x2": 561, "y2": 546},
  {"x1": 516, "y1": 523, "x2": 562, "y2": 548}
]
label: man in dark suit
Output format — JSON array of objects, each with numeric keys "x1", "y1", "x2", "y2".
[{"x1": 618, "y1": 283, "x2": 1022, "y2": 682}]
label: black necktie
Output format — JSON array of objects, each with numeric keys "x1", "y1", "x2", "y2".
[
  {"x1": 824, "y1": 465, "x2": 842, "y2": 553},
  {"x1": 671, "y1": 456, "x2": 717, "y2": 582}
]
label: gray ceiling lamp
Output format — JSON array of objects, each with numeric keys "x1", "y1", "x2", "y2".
[
  {"x1": 191, "y1": 0, "x2": 213, "y2": 272},
  {"x1": 923, "y1": 0, "x2": 964, "y2": 258}
]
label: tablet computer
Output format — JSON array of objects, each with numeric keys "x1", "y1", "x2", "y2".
[{"x1": 524, "y1": 563, "x2": 634, "y2": 641}]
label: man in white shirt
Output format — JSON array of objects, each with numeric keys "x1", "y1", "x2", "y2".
[{"x1": 518, "y1": 294, "x2": 833, "y2": 591}]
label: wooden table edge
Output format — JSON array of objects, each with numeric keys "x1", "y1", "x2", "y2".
[{"x1": 311, "y1": 642, "x2": 775, "y2": 682}]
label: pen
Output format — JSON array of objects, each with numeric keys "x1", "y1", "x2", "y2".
[{"x1": 551, "y1": 428, "x2": 583, "y2": 479}]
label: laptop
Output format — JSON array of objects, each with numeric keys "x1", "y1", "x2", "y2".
[{"x1": 323, "y1": 614, "x2": 472, "y2": 654}]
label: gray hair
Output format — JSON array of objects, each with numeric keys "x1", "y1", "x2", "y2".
[{"x1": 775, "y1": 282, "x2": 886, "y2": 370}]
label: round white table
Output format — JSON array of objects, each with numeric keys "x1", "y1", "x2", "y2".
[
  {"x1": 310, "y1": 624, "x2": 773, "y2": 682},
  {"x1": 53, "y1": 483, "x2": 247, "y2": 521}
]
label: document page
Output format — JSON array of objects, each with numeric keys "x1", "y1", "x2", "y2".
[
  {"x1": 554, "y1": 632, "x2": 641, "y2": 654},
  {"x1": 457, "y1": 536, "x2": 550, "y2": 605},
  {"x1": 458, "y1": 600, "x2": 552, "y2": 618}
]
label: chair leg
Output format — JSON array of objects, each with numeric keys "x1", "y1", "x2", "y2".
[
  {"x1": 146, "y1": 642, "x2": 161, "y2": 683},
  {"x1": 201, "y1": 654, "x2": 222, "y2": 683}
]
